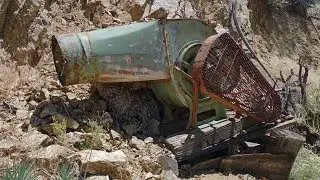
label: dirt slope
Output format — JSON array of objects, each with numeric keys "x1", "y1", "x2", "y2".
[{"x1": 0, "y1": 0, "x2": 319, "y2": 179}]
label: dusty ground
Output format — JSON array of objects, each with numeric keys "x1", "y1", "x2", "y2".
[{"x1": 0, "y1": 0, "x2": 319, "y2": 179}]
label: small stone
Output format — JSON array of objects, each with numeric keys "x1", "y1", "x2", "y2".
[
  {"x1": 65, "y1": 132, "x2": 88, "y2": 144},
  {"x1": 71, "y1": 150, "x2": 130, "y2": 179},
  {"x1": 40, "y1": 88, "x2": 50, "y2": 100},
  {"x1": 66, "y1": 92, "x2": 77, "y2": 101},
  {"x1": 16, "y1": 109, "x2": 29, "y2": 119},
  {"x1": 145, "y1": 172, "x2": 154, "y2": 179},
  {"x1": 129, "y1": 3, "x2": 144, "y2": 21},
  {"x1": 160, "y1": 170, "x2": 180, "y2": 180},
  {"x1": 50, "y1": 91, "x2": 64, "y2": 103},
  {"x1": 61, "y1": 18, "x2": 67, "y2": 25},
  {"x1": 102, "y1": 141, "x2": 113, "y2": 152},
  {"x1": 146, "y1": 8, "x2": 168, "y2": 19},
  {"x1": 110, "y1": 129, "x2": 121, "y2": 140},
  {"x1": 28, "y1": 100, "x2": 38, "y2": 110},
  {"x1": 129, "y1": 136, "x2": 146, "y2": 150},
  {"x1": 85, "y1": 176, "x2": 109, "y2": 180},
  {"x1": 144, "y1": 137, "x2": 154, "y2": 144},
  {"x1": 157, "y1": 155, "x2": 179, "y2": 176},
  {"x1": 39, "y1": 104, "x2": 58, "y2": 118}
]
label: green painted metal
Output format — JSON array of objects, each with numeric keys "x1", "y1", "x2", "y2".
[
  {"x1": 52, "y1": 20, "x2": 169, "y2": 86},
  {"x1": 52, "y1": 19, "x2": 227, "y2": 125},
  {"x1": 150, "y1": 19, "x2": 227, "y2": 123}
]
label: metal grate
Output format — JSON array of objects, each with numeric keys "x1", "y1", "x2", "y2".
[{"x1": 198, "y1": 33, "x2": 281, "y2": 122}]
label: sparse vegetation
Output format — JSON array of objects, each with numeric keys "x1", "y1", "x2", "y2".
[
  {"x1": 57, "y1": 164, "x2": 76, "y2": 180},
  {"x1": 1, "y1": 163, "x2": 77, "y2": 180},
  {"x1": 85, "y1": 120, "x2": 107, "y2": 150},
  {"x1": 290, "y1": 147, "x2": 320, "y2": 180},
  {"x1": 51, "y1": 120, "x2": 68, "y2": 140},
  {"x1": 296, "y1": 87, "x2": 320, "y2": 133},
  {"x1": 1, "y1": 163, "x2": 41, "y2": 180}
]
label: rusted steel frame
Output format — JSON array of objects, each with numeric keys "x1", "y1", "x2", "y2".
[
  {"x1": 192, "y1": 34, "x2": 265, "y2": 122},
  {"x1": 190, "y1": 81, "x2": 200, "y2": 130},
  {"x1": 174, "y1": 66, "x2": 199, "y2": 131}
]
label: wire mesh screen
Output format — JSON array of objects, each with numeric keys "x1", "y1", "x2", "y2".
[{"x1": 200, "y1": 33, "x2": 281, "y2": 122}]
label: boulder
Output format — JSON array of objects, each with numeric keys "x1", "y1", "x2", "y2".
[
  {"x1": 27, "y1": 145, "x2": 74, "y2": 172},
  {"x1": 129, "y1": 136, "x2": 146, "y2": 150},
  {"x1": 20, "y1": 129, "x2": 51, "y2": 150},
  {"x1": 39, "y1": 104, "x2": 59, "y2": 118},
  {"x1": 72, "y1": 150, "x2": 130, "y2": 179},
  {"x1": 157, "y1": 155, "x2": 179, "y2": 176},
  {"x1": 0, "y1": 137, "x2": 18, "y2": 154},
  {"x1": 160, "y1": 170, "x2": 181, "y2": 180},
  {"x1": 16, "y1": 109, "x2": 30, "y2": 119}
]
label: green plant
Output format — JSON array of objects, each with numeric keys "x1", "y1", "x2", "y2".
[
  {"x1": 86, "y1": 120, "x2": 107, "y2": 150},
  {"x1": 51, "y1": 120, "x2": 68, "y2": 139},
  {"x1": 74, "y1": 141, "x2": 91, "y2": 150},
  {"x1": 57, "y1": 164, "x2": 75, "y2": 180},
  {"x1": 296, "y1": 87, "x2": 320, "y2": 133},
  {"x1": 1, "y1": 163, "x2": 41, "y2": 180},
  {"x1": 290, "y1": 147, "x2": 320, "y2": 180}
]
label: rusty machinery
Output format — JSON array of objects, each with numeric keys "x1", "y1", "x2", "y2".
[{"x1": 52, "y1": 18, "x2": 285, "y2": 161}]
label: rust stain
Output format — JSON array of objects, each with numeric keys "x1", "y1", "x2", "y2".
[
  {"x1": 193, "y1": 33, "x2": 281, "y2": 123},
  {"x1": 118, "y1": 70, "x2": 136, "y2": 76}
]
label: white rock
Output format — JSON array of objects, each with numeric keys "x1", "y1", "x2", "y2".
[
  {"x1": 20, "y1": 129, "x2": 51, "y2": 150},
  {"x1": 110, "y1": 129, "x2": 121, "y2": 140},
  {"x1": 16, "y1": 109, "x2": 29, "y2": 119},
  {"x1": 0, "y1": 137, "x2": 18, "y2": 153},
  {"x1": 161, "y1": 170, "x2": 180, "y2": 180},
  {"x1": 28, "y1": 144, "x2": 74, "y2": 160},
  {"x1": 85, "y1": 176, "x2": 109, "y2": 180},
  {"x1": 27, "y1": 145, "x2": 74, "y2": 173},
  {"x1": 145, "y1": 172, "x2": 154, "y2": 179},
  {"x1": 129, "y1": 136, "x2": 146, "y2": 150},
  {"x1": 66, "y1": 92, "x2": 77, "y2": 101},
  {"x1": 144, "y1": 137, "x2": 154, "y2": 144},
  {"x1": 72, "y1": 150, "x2": 130, "y2": 179}
]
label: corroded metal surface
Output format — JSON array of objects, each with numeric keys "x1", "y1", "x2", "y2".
[
  {"x1": 193, "y1": 33, "x2": 281, "y2": 122},
  {"x1": 165, "y1": 119, "x2": 242, "y2": 161},
  {"x1": 52, "y1": 20, "x2": 170, "y2": 86}
]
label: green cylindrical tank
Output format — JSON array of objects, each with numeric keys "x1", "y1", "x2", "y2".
[{"x1": 52, "y1": 19, "x2": 227, "y2": 122}]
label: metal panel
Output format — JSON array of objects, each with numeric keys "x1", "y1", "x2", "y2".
[{"x1": 52, "y1": 20, "x2": 169, "y2": 86}]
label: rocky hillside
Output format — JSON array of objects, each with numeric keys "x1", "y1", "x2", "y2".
[{"x1": 0, "y1": 0, "x2": 319, "y2": 179}]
